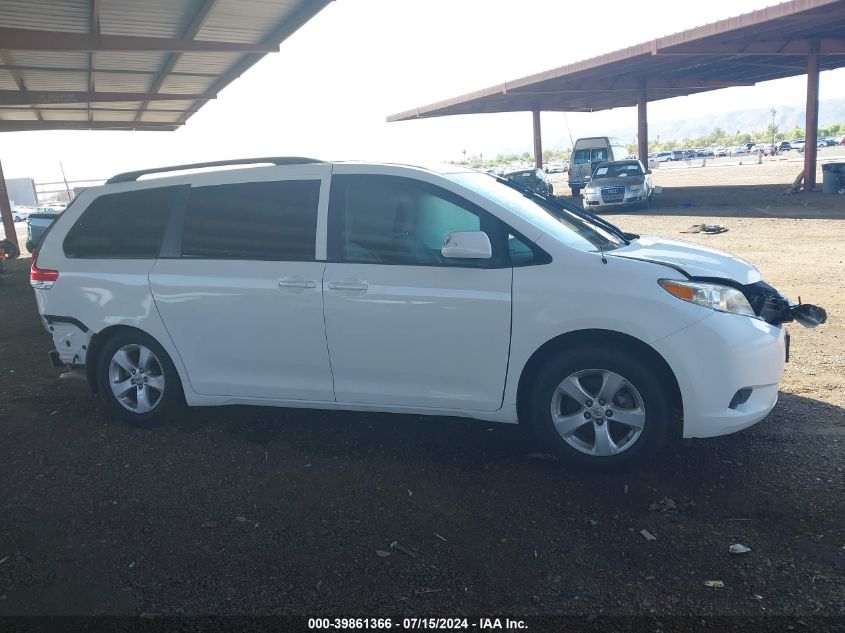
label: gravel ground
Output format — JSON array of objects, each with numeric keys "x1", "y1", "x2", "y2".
[{"x1": 1, "y1": 226, "x2": 844, "y2": 620}]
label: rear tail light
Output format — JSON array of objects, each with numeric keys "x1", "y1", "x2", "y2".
[{"x1": 30, "y1": 249, "x2": 59, "y2": 289}]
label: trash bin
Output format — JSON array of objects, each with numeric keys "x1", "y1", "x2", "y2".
[{"x1": 821, "y1": 162, "x2": 845, "y2": 194}]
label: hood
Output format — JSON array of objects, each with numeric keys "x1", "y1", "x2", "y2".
[
  {"x1": 608, "y1": 235, "x2": 761, "y2": 284},
  {"x1": 587, "y1": 176, "x2": 645, "y2": 188}
]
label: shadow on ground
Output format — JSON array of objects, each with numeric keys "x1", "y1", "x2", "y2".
[{"x1": 555, "y1": 185, "x2": 845, "y2": 220}]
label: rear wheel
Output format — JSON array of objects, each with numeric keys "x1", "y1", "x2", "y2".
[
  {"x1": 570, "y1": 186, "x2": 581, "y2": 196},
  {"x1": 96, "y1": 330, "x2": 184, "y2": 426},
  {"x1": 530, "y1": 347, "x2": 671, "y2": 470}
]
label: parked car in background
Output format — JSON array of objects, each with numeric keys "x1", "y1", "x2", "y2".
[
  {"x1": 30, "y1": 157, "x2": 825, "y2": 469},
  {"x1": 791, "y1": 139, "x2": 806, "y2": 152},
  {"x1": 35, "y1": 203, "x2": 68, "y2": 214},
  {"x1": 652, "y1": 151, "x2": 673, "y2": 163},
  {"x1": 568, "y1": 137, "x2": 628, "y2": 196},
  {"x1": 13, "y1": 207, "x2": 33, "y2": 222},
  {"x1": 582, "y1": 160, "x2": 652, "y2": 210},
  {"x1": 777, "y1": 141, "x2": 792, "y2": 152},
  {"x1": 503, "y1": 167, "x2": 554, "y2": 196},
  {"x1": 26, "y1": 205, "x2": 68, "y2": 253},
  {"x1": 714, "y1": 147, "x2": 728, "y2": 157}
]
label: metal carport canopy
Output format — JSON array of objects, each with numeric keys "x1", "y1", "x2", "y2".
[
  {"x1": 387, "y1": 0, "x2": 845, "y2": 191},
  {"x1": 0, "y1": 0, "x2": 332, "y2": 249}
]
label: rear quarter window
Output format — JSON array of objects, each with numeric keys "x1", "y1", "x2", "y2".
[
  {"x1": 181, "y1": 179, "x2": 320, "y2": 261},
  {"x1": 63, "y1": 186, "x2": 180, "y2": 259}
]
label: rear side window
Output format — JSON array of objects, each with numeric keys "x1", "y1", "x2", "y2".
[
  {"x1": 63, "y1": 187, "x2": 178, "y2": 258},
  {"x1": 181, "y1": 180, "x2": 320, "y2": 261},
  {"x1": 572, "y1": 150, "x2": 589, "y2": 164}
]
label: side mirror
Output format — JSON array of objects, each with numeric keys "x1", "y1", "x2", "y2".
[
  {"x1": 441, "y1": 231, "x2": 492, "y2": 260},
  {"x1": 644, "y1": 169, "x2": 652, "y2": 174}
]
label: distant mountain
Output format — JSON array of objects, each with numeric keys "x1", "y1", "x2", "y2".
[{"x1": 611, "y1": 99, "x2": 845, "y2": 144}]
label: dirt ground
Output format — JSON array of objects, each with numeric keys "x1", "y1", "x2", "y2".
[
  {"x1": 552, "y1": 145, "x2": 845, "y2": 218},
  {"x1": 0, "y1": 163, "x2": 844, "y2": 623}
]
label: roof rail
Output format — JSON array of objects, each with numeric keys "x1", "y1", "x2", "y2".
[{"x1": 105, "y1": 157, "x2": 324, "y2": 184}]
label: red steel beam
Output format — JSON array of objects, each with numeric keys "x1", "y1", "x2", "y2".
[
  {"x1": 0, "y1": 120, "x2": 181, "y2": 132},
  {"x1": 0, "y1": 159, "x2": 16, "y2": 248},
  {"x1": 653, "y1": 37, "x2": 845, "y2": 56},
  {"x1": 0, "y1": 90, "x2": 213, "y2": 105},
  {"x1": 0, "y1": 64, "x2": 219, "y2": 77},
  {"x1": 532, "y1": 109, "x2": 542, "y2": 169},
  {"x1": 512, "y1": 78, "x2": 755, "y2": 94},
  {"x1": 0, "y1": 27, "x2": 278, "y2": 53},
  {"x1": 637, "y1": 79, "x2": 648, "y2": 167},
  {"x1": 804, "y1": 42, "x2": 820, "y2": 191}
]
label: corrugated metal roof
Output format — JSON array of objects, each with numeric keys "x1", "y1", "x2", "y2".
[
  {"x1": 389, "y1": 0, "x2": 845, "y2": 120},
  {"x1": 0, "y1": 0, "x2": 332, "y2": 131}
]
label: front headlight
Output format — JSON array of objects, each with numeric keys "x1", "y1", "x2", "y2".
[
  {"x1": 584, "y1": 187, "x2": 596, "y2": 195},
  {"x1": 628, "y1": 184, "x2": 642, "y2": 192},
  {"x1": 658, "y1": 279, "x2": 756, "y2": 317}
]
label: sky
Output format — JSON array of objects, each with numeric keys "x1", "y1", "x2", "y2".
[{"x1": 2, "y1": 0, "x2": 845, "y2": 185}]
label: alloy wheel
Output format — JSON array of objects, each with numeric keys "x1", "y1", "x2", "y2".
[
  {"x1": 108, "y1": 344, "x2": 165, "y2": 413},
  {"x1": 550, "y1": 369, "x2": 646, "y2": 456}
]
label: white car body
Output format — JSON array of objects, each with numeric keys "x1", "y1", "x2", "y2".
[{"x1": 31, "y1": 160, "x2": 791, "y2": 461}]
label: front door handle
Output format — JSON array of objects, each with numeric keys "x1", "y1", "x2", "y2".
[
  {"x1": 279, "y1": 275, "x2": 317, "y2": 289},
  {"x1": 328, "y1": 280, "x2": 368, "y2": 292}
]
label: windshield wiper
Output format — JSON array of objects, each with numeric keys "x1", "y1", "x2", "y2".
[{"x1": 492, "y1": 175, "x2": 634, "y2": 245}]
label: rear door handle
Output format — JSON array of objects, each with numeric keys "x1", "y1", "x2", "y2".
[
  {"x1": 328, "y1": 280, "x2": 368, "y2": 292},
  {"x1": 278, "y1": 276, "x2": 316, "y2": 289}
]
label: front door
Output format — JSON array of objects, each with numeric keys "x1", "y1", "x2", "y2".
[
  {"x1": 150, "y1": 165, "x2": 334, "y2": 401},
  {"x1": 322, "y1": 174, "x2": 512, "y2": 412}
]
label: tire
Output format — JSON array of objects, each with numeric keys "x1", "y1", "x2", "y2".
[
  {"x1": 529, "y1": 347, "x2": 671, "y2": 470},
  {"x1": 96, "y1": 329, "x2": 184, "y2": 426},
  {"x1": 571, "y1": 186, "x2": 581, "y2": 196}
]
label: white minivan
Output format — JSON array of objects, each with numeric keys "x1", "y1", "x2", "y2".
[{"x1": 30, "y1": 158, "x2": 825, "y2": 469}]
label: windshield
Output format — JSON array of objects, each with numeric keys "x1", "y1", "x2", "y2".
[
  {"x1": 592, "y1": 163, "x2": 643, "y2": 179},
  {"x1": 448, "y1": 172, "x2": 623, "y2": 253}
]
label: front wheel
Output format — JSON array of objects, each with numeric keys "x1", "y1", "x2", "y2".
[
  {"x1": 529, "y1": 348, "x2": 671, "y2": 470},
  {"x1": 96, "y1": 330, "x2": 184, "y2": 426}
]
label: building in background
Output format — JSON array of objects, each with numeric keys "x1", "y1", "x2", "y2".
[{"x1": 6, "y1": 178, "x2": 37, "y2": 207}]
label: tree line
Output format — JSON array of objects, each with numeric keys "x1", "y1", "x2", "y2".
[{"x1": 453, "y1": 122, "x2": 844, "y2": 168}]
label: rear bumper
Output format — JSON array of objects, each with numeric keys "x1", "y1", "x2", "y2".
[
  {"x1": 40, "y1": 314, "x2": 91, "y2": 366},
  {"x1": 652, "y1": 312, "x2": 786, "y2": 438}
]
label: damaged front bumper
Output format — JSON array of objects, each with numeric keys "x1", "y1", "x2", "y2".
[
  {"x1": 657, "y1": 278, "x2": 827, "y2": 439},
  {"x1": 740, "y1": 280, "x2": 827, "y2": 329}
]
